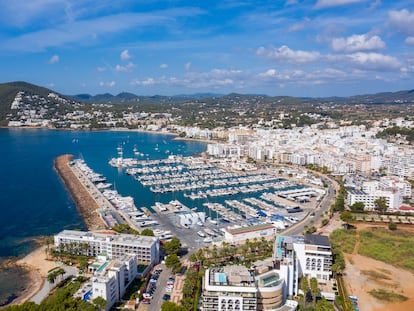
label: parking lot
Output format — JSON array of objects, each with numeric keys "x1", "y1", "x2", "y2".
[{"x1": 137, "y1": 263, "x2": 184, "y2": 311}]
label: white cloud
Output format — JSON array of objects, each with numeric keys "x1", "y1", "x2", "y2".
[
  {"x1": 96, "y1": 66, "x2": 106, "y2": 72},
  {"x1": 389, "y1": 9, "x2": 414, "y2": 36},
  {"x1": 346, "y1": 52, "x2": 401, "y2": 70},
  {"x1": 406, "y1": 37, "x2": 414, "y2": 45},
  {"x1": 331, "y1": 34, "x2": 385, "y2": 52},
  {"x1": 258, "y1": 69, "x2": 278, "y2": 77},
  {"x1": 120, "y1": 49, "x2": 132, "y2": 61},
  {"x1": 256, "y1": 45, "x2": 320, "y2": 64},
  {"x1": 185, "y1": 62, "x2": 192, "y2": 70},
  {"x1": 315, "y1": 0, "x2": 368, "y2": 8},
  {"x1": 369, "y1": 0, "x2": 381, "y2": 10},
  {"x1": 99, "y1": 81, "x2": 116, "y2": 87},
  {"x1": 160, "y1": 63, "x2": 168, "y2": 69},
  {"x1": 288, "y1": 18, "x2": 311, "y2": 32},
  {"x1": 48, "y1": 54, "x2": 59, "y2": 64},
  {"x1": 131, "y1": 68, "x2": 244, "y2": 89},
  {"x1": 1, "y1": 8, "x2": 205, "y2": 52},
  {"x1": 256, "y1": 68, "x2": 349, "y2": 86},
  {"x1": 114, "y1": 62, "x2": 136, "y2": 72}
]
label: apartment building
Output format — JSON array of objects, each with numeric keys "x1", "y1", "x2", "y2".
[
  {"x1": 54, "y1": 230, "x2": 159, "y2": 265},
  {"x1": 202, "y1": 265, "x2": 297, "y2": 311},
  {"x1": 347, "y1": 189, "x2": 402, "y2": 211},
  {"x1": 274, "y1": 235, "x2": 333, "y2": 299}
]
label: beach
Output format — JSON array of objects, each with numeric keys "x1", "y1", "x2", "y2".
[{"x1": 9, "y1": 245, "x2": 58, "y2": 306}]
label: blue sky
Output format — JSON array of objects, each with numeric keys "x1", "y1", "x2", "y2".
[{"x1": 0, "y1": 0, "x2": 413, "y2": 97}]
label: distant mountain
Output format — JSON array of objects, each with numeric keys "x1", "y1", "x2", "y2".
[
  {"x1": 348, "y1": 90, "x2": 414, "y2": 104},
  {"x1": 172, "y1": 93, "x2": 224, "y2": 99},
  {"x1": 70, "y1": 92, "x2": 224, "y2": 103},
  {"x1": 1, "y1": 81, "x2": 414, "y2": 117}
]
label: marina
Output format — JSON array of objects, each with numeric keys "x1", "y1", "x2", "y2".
[
  {"x1": 105, "y1": 152, "x2": 325, "y2": 246},
  {"x1": 54, "y1": 137, "x2": 326, "y2": 250}
]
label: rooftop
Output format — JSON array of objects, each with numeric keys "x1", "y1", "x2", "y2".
[
  {"x1": 208, "y1": 266, "x2": 255, "y2": 287},
  {"x1": 304, "y1": 234, "x2": 330, "y2": 247},
  {"x1": 227, "y1": 223, "x2": 276, "y2": 235},
  {"x1": 57, "y1": 229, "x2": 158, "y2": 245}
]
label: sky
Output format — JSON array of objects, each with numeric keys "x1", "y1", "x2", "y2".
[{"x1": 0, "y1": 0, "x2": 413, "y2": 97}]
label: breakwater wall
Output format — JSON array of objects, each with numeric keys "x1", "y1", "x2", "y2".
[{"x1": 54, "y1": 154, "x2": 105, "y2": 230}]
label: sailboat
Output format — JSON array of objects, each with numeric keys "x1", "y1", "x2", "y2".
[{"x1": 133, "y1": 144, "x2": 140, "y2": 156}]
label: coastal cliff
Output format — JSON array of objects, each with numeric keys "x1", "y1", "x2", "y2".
[{"x1": 54, "y1": 154, "x2": 105, "y2": 230}]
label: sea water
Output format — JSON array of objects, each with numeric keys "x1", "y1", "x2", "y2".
[{"x1": 0, "y1": 128, "x2": 206, "y2": 305}]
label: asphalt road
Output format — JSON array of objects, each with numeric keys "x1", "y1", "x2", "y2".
[
  {"x1": 146, "y1": 264, "x2": 171, "y2": 311},
  {"x1": 30, "y1": 266, "x2": 78, "y2": 304},
  {"x1": 281, "y1": 177, "x2": 337, "y2": 236}
]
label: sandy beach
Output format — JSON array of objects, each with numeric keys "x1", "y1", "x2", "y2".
[{"x1": 8, "y1": 245, "x2": 58, "y2": 306}]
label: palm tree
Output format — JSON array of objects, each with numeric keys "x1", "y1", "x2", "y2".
[
  {"x1": 58, "y1": 268, "x2": 66, "y2": 282},
  {"x1": 93, "y1": 297, "x2": 107, "y2": 311},
  {"x1": 310, "y1": 277, "x2": 319, "y2": 306},
  {"x1": 47, "y1": 272, "x2": 57, "y2": 284}
]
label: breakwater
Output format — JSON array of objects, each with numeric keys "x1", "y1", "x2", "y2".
[{"x1": 54, "y1": 154, "x2": 105, "y2": 230}]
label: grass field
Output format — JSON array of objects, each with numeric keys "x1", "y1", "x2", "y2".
[
  {"x1": 330, "y1": 229, "x2": 357, "y2": 253},
  {"x1": 358, "y1": 228, "x2": 414, "y2": 272},
  {"x1": 368, "y1": 289, "x2": 408, "y2": 302}
]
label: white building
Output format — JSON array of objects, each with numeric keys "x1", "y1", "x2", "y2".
[
  {"x1": 274, "y1": 235, "x2": 333, "y2": 299},
  {"x1": 54, "y1": 230, "x2": 159, "y2": 265},
  {"x1": 223, "y1": 223, "x2": 278, "y2": 245},
  {"x1": 347, "y1": 189, "x2": 403, "y2": 211},
  {"x1": 202, "y1": 265, "x2": 297, "y2": 311},
  {"x1": 90, "y1": 254, "x2": 138, "y2": 311},
  {"x1": 379, "y1": 176, "x2": 412, "y2": 198},
  {"x1": 176, "y1": 211, "x2": 205, "y2": 228}
]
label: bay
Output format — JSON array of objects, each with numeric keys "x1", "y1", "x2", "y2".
[{"x1": 0, "y1": 128, "x2": 206, "y2": 305}]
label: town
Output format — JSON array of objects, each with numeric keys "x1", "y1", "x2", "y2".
[{"x1": 2, "y1": 84, "x2": 414, "y2": 311}]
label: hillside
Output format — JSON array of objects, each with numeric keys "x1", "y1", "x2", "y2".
[
  {"x1": 1, "y1": 80, "x2": 414, "y2": 127},
  {"x1": 0, "y1": 82, "x2": 70, "y2": 124},
  {"x1": 0, "y1": 81, "x2": 79, "y2": 126}
]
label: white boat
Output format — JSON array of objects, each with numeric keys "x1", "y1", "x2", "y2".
[
  {"x1": 96, "y1": 182, "x2": 112, "y2": 190},
  {"x1": 197, "y1": 231, "x2": 206, "y2": 238}
]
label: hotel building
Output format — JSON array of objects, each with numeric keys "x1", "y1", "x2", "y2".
[
  {"x1": 274, "y1": 234, "x2": 333, "y2": 299},
  {"x1": 202, "y1": 265, "x2": 298, "y2": 311},
  {"x1": 54, "y1": 230, "x2": 159, "y2": 265},
  {"x1": 73, "y1": 254, "x2": 138, "y2": 311}
]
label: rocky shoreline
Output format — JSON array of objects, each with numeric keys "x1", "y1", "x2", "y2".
[{"x1": 54, "y1": 154, "x2": 105, "y2": 231}]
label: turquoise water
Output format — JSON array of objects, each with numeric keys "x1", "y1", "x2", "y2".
[{"x1": 0, "y1": 128, "x2": 206, "y2": 306}]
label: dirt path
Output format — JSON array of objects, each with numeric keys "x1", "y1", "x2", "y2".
[
  {"x1": 344, "y1": 224, "x2": 414, "y2": 311},
  {"x1": 352, "y1": 230, "x2": 360, "y2": 256}
]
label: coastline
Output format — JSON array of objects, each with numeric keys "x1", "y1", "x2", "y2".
[
  {"x1": 0, "y1": 240, "x2": 57, "y2": 307},
  {"x1": 1, "y1": 126, "x2": 218, "y2": 144},
  {"x1": 2, "y1": 154, "x2": 107, "y2": 307}
]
